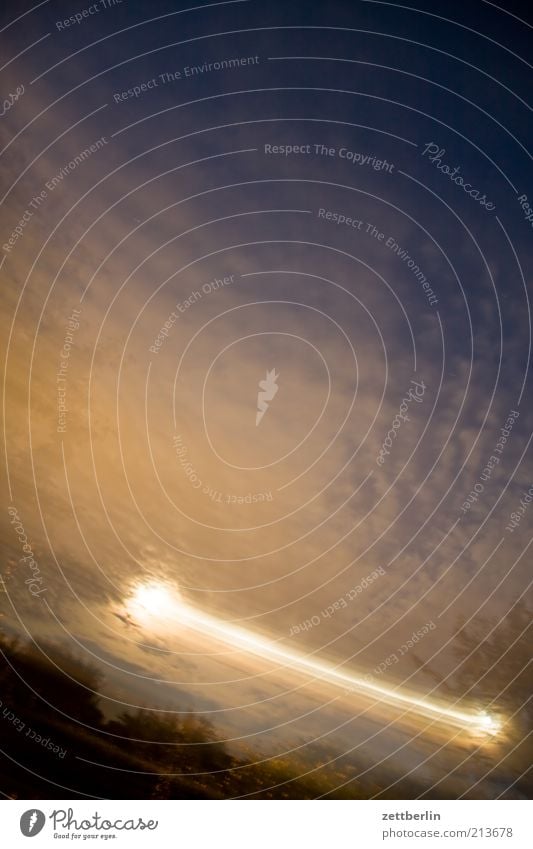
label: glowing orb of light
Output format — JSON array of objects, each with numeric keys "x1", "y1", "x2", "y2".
[
  {"x1": 126, "y1": 581, "x2": 184, "y2": 628},
  {"x1": 475, "y1": 712, "x2": 501, "y2": 735}
]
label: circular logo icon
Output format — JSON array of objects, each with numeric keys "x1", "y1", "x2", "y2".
[{"x1": 20, "y1": 810, "x2": 46, "y2": 837}]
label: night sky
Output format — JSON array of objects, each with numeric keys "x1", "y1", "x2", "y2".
[{"x1": 1, "y1": 0, "x2": 532, "y2": 799}]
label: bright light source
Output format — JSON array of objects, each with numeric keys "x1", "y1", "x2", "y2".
[
  {"x1": 476, "y1": 712, "x2": 501, "y2": 735},
  {"x1": 127, "y1": 582, "x2": 182, "y2": 625},
  {"x1": 124, "y1": 582, "x2": 502, "y2": 737}
]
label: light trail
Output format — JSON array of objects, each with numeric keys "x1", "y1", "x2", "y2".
[{"x1": 126, "y1": 582, "x2": 502, "y2": 737}]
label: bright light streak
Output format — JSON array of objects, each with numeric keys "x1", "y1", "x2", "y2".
[{"x1": 125, "y1": 582, "x2": 501, "y2": 737}]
